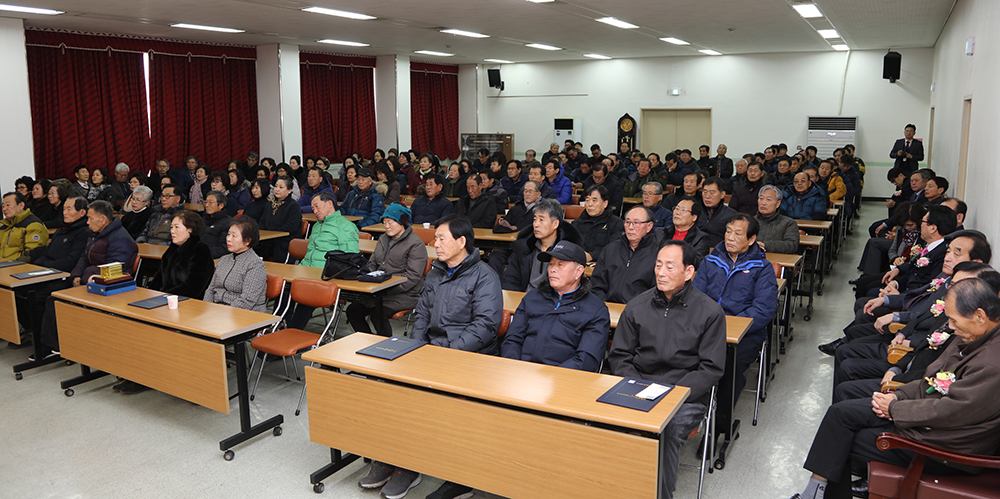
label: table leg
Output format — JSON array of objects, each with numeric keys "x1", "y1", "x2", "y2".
[
  {"x1": 310, "y1": 448, "x2": 362, "y2": 493},
  {"x1": 12, "y1": 286, "x2": 67, "y2": 379},
  {"x1": 372, "y1": 293, "x2": 390, "y2": 337},
  {"x1": 713, "y1": 343, "x2": 740, "y2": 470},
  {"x1": 219, "y1": 340, "x2": 284, "y2": 459},
  {"x1": 60, "y1": 365, "x2": 109, "y2": 395}
]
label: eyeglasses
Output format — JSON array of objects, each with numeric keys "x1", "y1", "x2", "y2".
[
  {"x1": 674, "y1": 207, "x2": 692, "y2": 213},
  {"x1": 624, "y1": 220, "x2": 652, "y2": 227}
]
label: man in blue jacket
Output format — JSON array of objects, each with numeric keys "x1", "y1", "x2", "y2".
[
  {"x1": 781, "y1": 173, "x2": 829, "y2": 220},
  {"x1": 341, "y1": 168, "x2": 386, "y2": 228},
  {"x1": 501, "y1": 241, "x2": 609, "y2": 372},
  {"x1": 694, "y1": 213, "x2": 778, "y2": 403},
  {"x1": 409, "y1": 174, "x2": 453, "y2": 225},
  {"x1": 543, "y1": 159, "x2": 573, "y2": 205}
]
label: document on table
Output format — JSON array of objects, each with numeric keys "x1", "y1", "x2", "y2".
[
  {"x1": 596, "y1": 377, "x2": 674, "y2": 412},
  {"x1": 356, "y1": 337, "x2": 426, "y2": 360}
]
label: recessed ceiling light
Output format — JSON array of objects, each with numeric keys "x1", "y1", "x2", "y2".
[
  {"x1": 699, "y1": 49, "x2": 722, "y2": 56},
  {"x1": 526, "y1": 43, "x2": 561, "y2": 51},
  {"x1": 0, "y1": 3, "x2": 62, "y2": 15},
  {"x1": 817, "y1": 29, "x2": 840, "y2": 39},
  {"x1": 526, "y1": 0, "x2": 554, "y2": 3},
  {"x1": 792, "y1": 3, "x2": 823, "y2": 19},
  {"x1": 485, "y1": 59, "x2": 514, "y2": 64},
  {"x1": 831, "y1": 44, "x2": 850, "y2": 51},
  {"x1": 318, "y1": 39, "x2": 369, "y2": 47},
  {"x1": 301, "y1": 7, "x2": 375, "y2": 20},
  {"x1": 660, "y1": 37, "x2": 690, "y2": 46},
  {"x1": 440, "y1": 29, "x2": 489, "y2": 38},
  {"x1": 584, "y1": 54, "x2": 612, "y2": 60},
  {"x1": 171, "y1": 23, "x2": 244, "y2": 33},
  {"x1": 596, "y1": 17, "x2": 638, "y2": 29},
  {"x1": 414, "y1": 50, "x2": 453, "y2": 57}
]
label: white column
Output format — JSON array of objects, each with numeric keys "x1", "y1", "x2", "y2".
[
  {"x1": 395, "y1": 55, "x2": 412, "y2": 151},
  {"x1": 0, "y1": 18, "x2": 35, "y2": 188},
  {"x1": 255, "y1": 44, "x2": 301, "y2": 162},
  {"x1": 375, "y1": 55, "x2": 398, "y2": 150},
  {"x1": 457, "y1": 64, "x2": 479, "y2": 137}
]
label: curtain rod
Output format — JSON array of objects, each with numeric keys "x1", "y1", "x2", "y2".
[{"x1": 26, "y1": 43, "x2": 255, "y2": 61}]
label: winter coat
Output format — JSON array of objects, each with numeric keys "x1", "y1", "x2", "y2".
[
  {"x1": 300, "y1": 211, "x2": 359, "y2": 268},
  {"x1": 260, "y1": 196, "x2": 303, "y2": 238},
  {"x1": 571, "y1": 209, "x2": 624, "y2": 261},
  {"x1": 608, "y1": 282, "x2": 726, "y2": 404},
  {"x1": 201, "y1": 211, "x2": 233, "y2": 259},
  {"x1": 501, "y1": 174, "x2": 528, "y2": 204},
  {"x1": 136, "y1": 205, "x2": 180, "y2": 245},
  {"x1": 502, "y1": 222, "x2": 583, "y2": 292},
  {"x1": 368, "y1": 225, "x2": 428, "y2": 311},
  {"x1": 243, "y1": 197, "x2": 269, "y2": 222},
  {"x1": 227, "y1": 186, "x2": 250, "y2": 213},
  {"x1": 493, "y1": 200, "x2": 535, "y2": 234},
  {"x1": 121, "y1": 207, "x2": 153, "y2": 239},
  {"x1": 545, "y1": 169, "x2": 573, "y2": 205},
  {"x1": 148, "y1": 235, "x2": 215, "y2": 299},
  {"x1": 698, "y1": 203, "x2": 738, "y2": 248},
  {"x1": 71, "y1": 217, "x2": 138, "y2": 284},
  {"x1": 411, "y1": 250, "x2": 503, "y2": 355},
  {"x1": 400, "y1": 164, "x2": 420, "y2": 195},
  {"x1": 662, "y1": 224, "x2": 712, "y2": 265},
  {"x1": 341, "y1": 185, "x2": 386, "y2": 228},
  {"x1": 203, "y1": 248, "x2": 267, "y2": 312},
  {"x1": 455, "y1": 194, "x2": 497, "y2": 229},
  {"x1": 823, "y1": 172, "x2": 847, "y2": 203},
  {"x1": 410, "y1": 195, "x2": 454, "y2": 225},
  {"x1": 780, "y1": 184, "x2": 829, "y2": 220},
  {"x1": 30, "y1": 216, "x2": 89, "y2": 272},
  {"x1": 754, "y1": 212, "x2": 801, "y2": 255},
  {"x1": 693, "y1": 242, "x2": 778, "y2": 338},
  {"x1": 501, "y1": 276, "x2": 610, "y2": 372},
  {"x1": 768, "y1": 170, "x2": 794, "y2": 188},
  {"x1": 582, "y1": 176, "x2": 625, "y2": 214},
  {"x1": 624, "y1": 170, "x2": 669, "y2": 197},
  {"x1": 591, "y1": 228, "x2": 663, "y2": 304},
  {"x1": 728, "y1": 180, "x2": 764, "y2": 216},
  {"x1": 298, "y1": 178, "x2": 336, "y2": 213},
  {"x1": 0, "y1": 209, "x2": 48, "y2": 261}
]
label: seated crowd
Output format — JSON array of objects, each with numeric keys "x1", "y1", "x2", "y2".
[{"x1": 7, "y1": 137, "x2": 995, "y2": 499}]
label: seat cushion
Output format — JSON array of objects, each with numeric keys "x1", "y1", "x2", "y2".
[
  {"x1": 869, "y1": 461, "x2": 1000, "y2": 499},
  {"x1": 250, "y1": 329, "x2": 320, "y2": 357}
]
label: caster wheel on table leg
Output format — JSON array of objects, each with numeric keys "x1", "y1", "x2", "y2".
[
  {"x1": 714, "y1": 459, "x2": 725, "y2": 470},
  {"x1": 313, "y1": 482, "x2": 324, "y2": 493},
  {"x1": 64, "y1": 388, "x2": 74, "y2": 397},
  {"x1": 223, "y1": 450, "x2": 235, "y2": 461},
  {"x1": 803, "y1": 315, "x2": 811, "y2": 321},
  {"x1": 273, "y1": 426, "x2": 282, "y2": 437},
  {"x1": 15, "y1": 372, "x2": 22, "y2": 380},
  {"x1": 65, "y1": 360, "x2": 73, "y2": 366}
]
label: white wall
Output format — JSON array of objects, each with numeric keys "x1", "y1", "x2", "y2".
[
  {"x1": 278, "y1": 44, "x2": 301, "y2": 162},
  {"x1": 481, "y1": 49, "x2": 934, "y2": 197},
  {"x1": 929, "y1": 0, "x2": 1000, "y2": 241},
  {"x1": 457, "y1": 64, "x2": 478, "y2": 136},
  {"x1": 256, "y1": 44, "x2": 301, "y2": 162},
  {"x1": 395, "y1": 55, "x2": 412, "y2": 151},
  {"x1": 375, "y1": 55, "x2": 398, "y2": 150},
  {"x1": 0, "y1": 17, "x2": 35, "y2": 192}
]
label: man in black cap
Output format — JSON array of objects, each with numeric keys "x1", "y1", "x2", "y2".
[{"x1": 501, "y1": 241, "x2": 610, "y2": 371}]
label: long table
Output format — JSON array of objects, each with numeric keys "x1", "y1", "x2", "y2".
[
  {"x1": 797, "y1": 234, "x2": 825, "y2": 321},
  {"x1": 1, "y1": 262, "x2": 71, "y2": 379},
  {"x1": 52, "y1": 285, "x2": 282, "y2": 459},
  {"x1": 363, "y1": 223, "x2": 517, "y2": 249},
  {"x1": 302, "y1": 332, "x2": 690, "y2": 497}
]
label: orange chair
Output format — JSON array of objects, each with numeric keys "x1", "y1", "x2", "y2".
[
  {"x1": 412, "y1": 227, "x2": 436, "y2": 245},
  {"x1": 496, "y1": 310, "x2": 512, "y2": 337},
  {"x1": 249, "y1": 278, "x2": 341, "y2": 415},
  {"x1": 388, "y1": 258, "x2": 434, "y2": 336},
  {"x1": 359, "y1": 232, "x2": 373, "y2": 241},
  {"x1": 572, "y1": 194, "x2": 580, "y2": 205},
  {"x1": 300, "y1": 219, "x2": 309, "y2": 238},
  {"x1": 564, "y1": 205, "x2": 585, "y2": 220},
  {"x1": 288, "y1": 238, "x2": 309, "y2": 261},
  {"x1": 246, "y1": 273, "x2": 290, "y2": 382}
]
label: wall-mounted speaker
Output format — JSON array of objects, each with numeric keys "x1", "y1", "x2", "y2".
[
  {"x1": 883, "y1": 51, "x2": 901, "y2": 83},
  {"x1": 487, "y1": 68, "x2": 504, "y2": 90}
]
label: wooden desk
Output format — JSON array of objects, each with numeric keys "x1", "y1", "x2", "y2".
[
  {"x1": 797, "y1": 219, "x2": 834, "y2": 276},
  {"x1": 302, "y1": 332, "x2": 690, "y2": 497},
  {"x1": 52, "y1": 285, "x2": 282, "y2": 458},
  {"x1": 1, "y1": 262, "x2": 71, "y2": 378},
  {"x1": 797, "y1": 234, "x2": 825, "y2": 320},
  {"x1": 302, "y1": 213, "x2": 361, "y2": 223},
  {"x1": 259, "y1": 230, "x2": 289, "y2": 241},
  {"x1": 715, "y1": 315, "x2": 753, "y2": 470},
  {"x1": 184, "y1": 202, "x2": 205, "y2": 212},
  {"x1": 623, "y1": 196, "x2": 642, "y2": 206},
  {"x1": 137, "y1": 243, "x2": 169, "y2": 260}
]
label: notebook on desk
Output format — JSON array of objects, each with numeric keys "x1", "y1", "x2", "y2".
[
  {"x1": 10, "y1": 268, "x2": 59, "y2": 280},
  {"x1": 127, "y1": 295, "x2": 190, "y2": 309},
  {"x1": 596, "y1": 377, "x2": 674, "y2": 412},
  {"x1": 356, "y1": 337, "x2": 426, "y2": 360},
  {"x1": 0, "y1": 260, "x2": 26, "y2": 269}
]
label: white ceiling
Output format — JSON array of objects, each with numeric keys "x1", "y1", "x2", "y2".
[{"x1": 12, "y1": 0, "x2": 955, "y2": 64}]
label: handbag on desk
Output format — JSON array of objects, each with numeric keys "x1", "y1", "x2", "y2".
[{"x1": 322, "y1": 250, "x2": 369, "y2": 281}]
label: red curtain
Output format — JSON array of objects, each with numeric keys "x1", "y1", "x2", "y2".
[
  {"x1": 299, "y1": 53, "x2": 376, "y2": 162},
  {"x1": 410, "y1": 64, "x2": 460, "y2": 160},
  {"x1": 149, "y1": 54, "x2": 259, "y2": 171},
  {"x1": 26, "y1": 45, "x2": 149, "y2": 180}
]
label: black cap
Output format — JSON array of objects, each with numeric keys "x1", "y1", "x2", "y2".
[
  {"x1": 537, "y1": 241, "x2": 587, "y2": 266},
  {"x1": 356, "y1": 168, "x2": 374, "y2": 178}
]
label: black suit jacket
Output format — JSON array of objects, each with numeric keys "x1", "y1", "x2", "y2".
[
  {"x1": 896, "y1": 240, "x2": 946, "y2": 293},
  {"x1": 890, "y1": 138, "x2": 924, "y2": 173}
]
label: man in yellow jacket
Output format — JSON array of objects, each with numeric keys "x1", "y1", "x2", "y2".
[{"x1": 1, "y1": 192, "x2": 49, "y2": 261}]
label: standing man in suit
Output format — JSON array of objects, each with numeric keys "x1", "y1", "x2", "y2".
[{"x1": 890, "y1": 123, "x2": 924, "y2": 174}]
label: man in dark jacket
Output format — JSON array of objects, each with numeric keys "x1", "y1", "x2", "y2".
[
  {"x1": 502, "y1": 241, "x2": 609, "y2": 372},
  {"x1": 624, "y1": 158, "x2": 669, "y2": 197},
  {"x1": 543, "y1": 159, "x2": 573, "y2": 205},
  {"x1": 662, "y1": 171, "x2": 704, "y2": 211},
  {"x1": 488, "y1": 180, "x2": 540, "y2": 275},
  {"x1": 727, "y1": 162, "x2": 765, "y2": 215},
  {"x1": 662, "y1": 198, "x2": 712, "y2": 265},
  {"x1": 410, "y1": 174, "x2": 453, "y2": 225},
  {"x1": 712, "y1": 144, "x2": 734, "y2": 179},
  {"x1": 503, "y1": 199, "x2": 582, "y2": 292},
  {"x1": 609, "y1": 240, "x2": 726, "y2": 499},
  {"x1": 526, "y1": 164, "x2": 558, "y2": 201},
  {"x1": 591, "y1": 206, "x2": 663, "y2": 304},
  {"x1": 341, "y1": 168, "x2": 386, "y2": 228},
  {"x1": 571, "y1": 184, "x2": 624, "y2": 263},
  {"x1": 582, "y1": 162, "x2": 623, "y2": 215},
  {"x1": 479, "y1": 172, "x2": 508, "y2": 214},
  {"x1": 136, "y1": 184, "x2": 181, "y2": 245},
  {"x1": 755, "y1": 185, "x2": 801, "y2": 254},
  {"x1": 455, "y1": 174, "x2": 497, "y2": 229},
  {"x1": 201, "y1": 191, "x2": 233, "y2": 259},
  {"x1": 880, "y1": 205, "x2": 957, "y2": 294},
  {"x1": 698, "y1": 177, "x2": 737, "y2": 248},
  {"x1": 694, "y1": 214, "x2": 777, "y2": 401},
  {"x1": 640, "y1": 182, "x2": 673, "y2": 228},
  {"x1": 781, "y1": 173, "x2": 829, "y2": 220},
  {"x1": 501, "y1": 160, "x2": 529, "y2": 204}
]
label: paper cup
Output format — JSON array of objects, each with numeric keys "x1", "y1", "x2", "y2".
[
  {"x1": 166, "y1": 295, "x2": 179, "y2": 310},
  {"x1": 423, "y1": 223, "x2": 431, "y2": 229}
]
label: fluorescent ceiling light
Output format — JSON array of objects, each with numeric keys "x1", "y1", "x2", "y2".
[
  {"x1": 318, "y1": 39, "x2": 369, "y2": 47},
  {"x1": 526, "y1": 0, "x2": 555, "y2": 3},
  {"x1": 660, "y1": 37, "x2": 689, "y2": 45},
  {"x1": 414, "y1": 50, "x2": 453, "y2": 57},
  {"x1": 440, "y1": 29, "x2": 489, "y2": 38},
  {"x1": 0, "y1": 3, "x2": 62, "y2": 15},
  {"x1": 584, "y1": 54, "x2": 612, "y2": 60},
  {"x1": 301, "y1": 7, "x2": 375, "y2": 20},
  {"x1": 485, "y1": 59, "x2": 514, "y2": 64},
  {"x1": 792, "y1": 3, "x2": 823, "y2": 18},
  {"x1": 831, "y1": 44, "x2": 850, "y2": 51},
  {"x1": 817, "y1": 29, "x2": 840, "y2": 39},
  {"x1": 596, "y1": 17, "x2": 638, "y2": 29},
  {"x1": 526, "y1": 43, "x2": 561, "y2": 51},
  {"x1": 171, "y1": 23, "x2": 243, "y2": 33},
  {"x1": 699, "y1": 49, "x2": 722, "y2": 56}
]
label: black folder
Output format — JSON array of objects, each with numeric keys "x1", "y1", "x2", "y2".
[
  {"x1": 596, "y1": 377, "x2": 674, "y2": 412},
  {"x1": 127, "y1": 295, "x2": 190, "y2": 309},
  {"x1": 11, "y1": 268, "x2": 59, "y2": 280},
  {"x1": 0, "y1": 260, "x2": 25, "y2": 269},
  {"x1": 356, "y1": 337, "x2": 426, "y2": 360}
]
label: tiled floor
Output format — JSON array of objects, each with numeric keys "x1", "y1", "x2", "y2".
[{"x1": 0, "y1": 202, "x2": 881, "y2": 498}]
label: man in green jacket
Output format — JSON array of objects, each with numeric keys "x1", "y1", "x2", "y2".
[
  {"x1": 1, "y1": 192, "x2": 49, "y2": 262},
  {"x1": 300, "y1": 191, "x2": 359, "y2": 268}
]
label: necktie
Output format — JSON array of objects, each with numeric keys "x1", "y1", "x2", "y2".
[{"x1": 906, "y1": 140, "x2": 911, "y2": 150}]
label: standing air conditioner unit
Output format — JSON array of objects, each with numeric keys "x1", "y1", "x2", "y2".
[
  {"x1": 807, "y1": 116, "x2": 858, "y2": 158},
  {"x1": 554, "y1": 118, "x2": 582, "y2": 145}
]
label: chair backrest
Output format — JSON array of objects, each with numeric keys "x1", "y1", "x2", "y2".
[
  {"x1": 289, "y1": 278, "x2": 341, "y2": 308},
  {"x1": 300, "y1": 219, "x2": 309, "y2": 237},
  {"x1": 359, "y1": 232, "x2": 373, "y2": 240},
  {"x1": 423, "y1": 257, "x2": 434, "y2": 277},
  {"x1": 412, "y1": 227, "x2": 436, "y2": 245},
  {"x1": 289, "y1": 238, "x2": 309, "y2": 260},
  {"x1": 265, "y1": 273, "x2": 286, "y2": 300},
  {"x1": 564, "y1": 205, "x2": 585, "y2": 220},
  {"x1": 771, "y1": 261, "x2": 783, "y2": 279},
  {"x1": 497, "y1": 309, "x2": 512, "y2": 337},
  {"x1": 572, "y1": 194, "x2": 580, "y2": 205}
]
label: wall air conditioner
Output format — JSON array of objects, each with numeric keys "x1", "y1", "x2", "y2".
[
  {"x1": 554, "y1": 117, "x2": 582, "y2": 145},
  {"x1": 807, "y1": 116, "x2": 858, "y2": 158}
]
